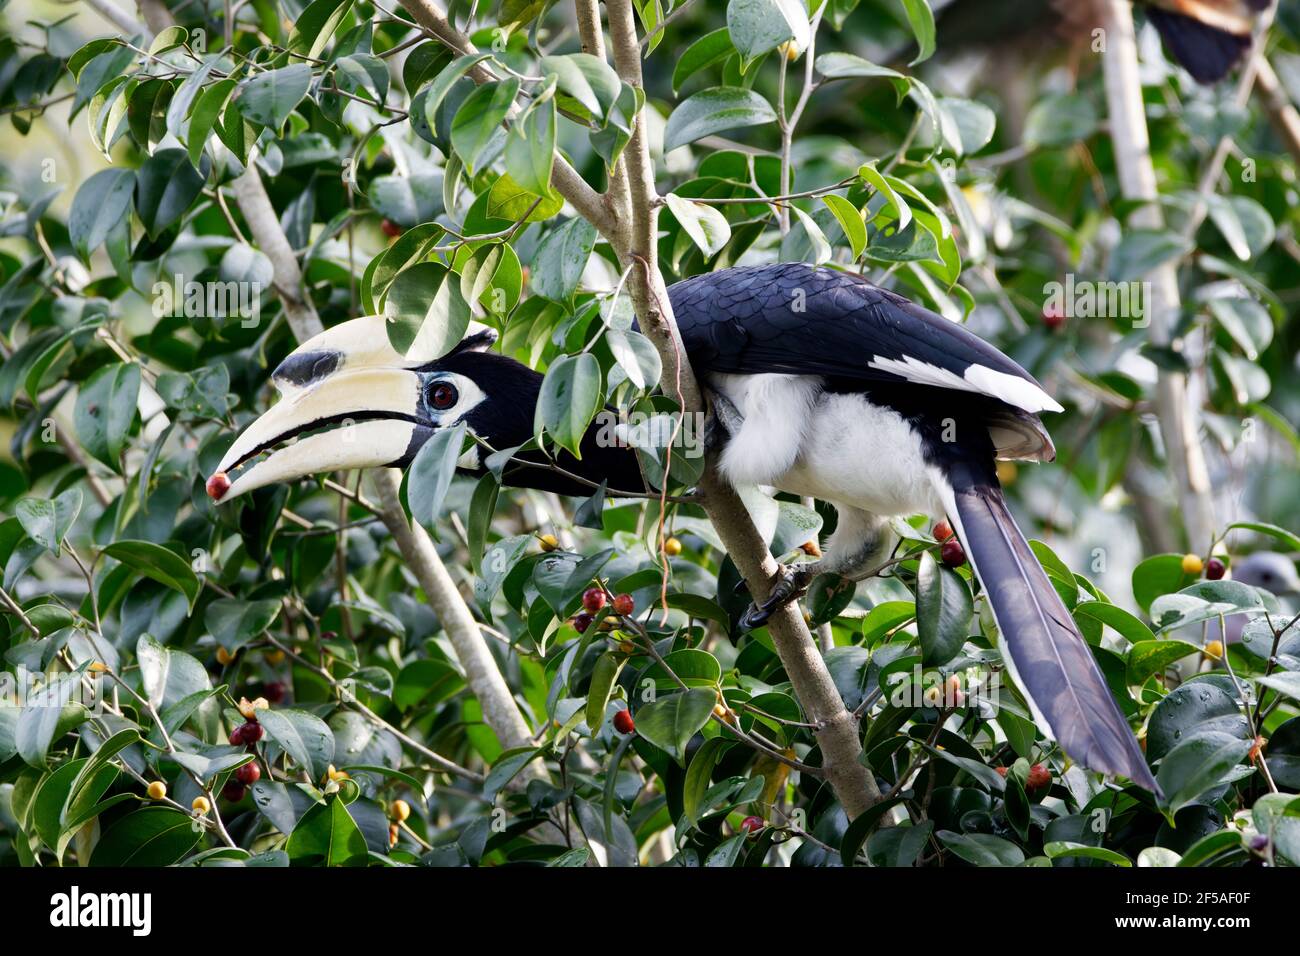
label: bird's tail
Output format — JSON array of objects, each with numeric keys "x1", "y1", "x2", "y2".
[
  {"x1": 1146, "y1": 6, "x2": 1252, "y2": 85},
  {"x1": 935, "y1": 464, "x2": 1160, "y2": 795}
]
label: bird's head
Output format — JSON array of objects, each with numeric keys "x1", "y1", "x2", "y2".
[{"x1": 206, "y1": 316, "x2": 539, "y2": 503}]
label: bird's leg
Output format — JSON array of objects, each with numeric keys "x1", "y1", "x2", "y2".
[
  {"x1": 738, "y1": 561, "x2": 822, "y2": 630},
  {"x1": 704, "y1": 387, "x2": 745, "y2": 455},
  {"x1": 739, "y1": 508, "x2": 894, "y2": 630}
]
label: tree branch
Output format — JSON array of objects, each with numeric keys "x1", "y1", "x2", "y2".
[
  {"x1": 1100, "y1": 0, "x2": 1216, "y2": 550},
  {"x1": 1255, "y1": 56, "x2": 1300, "y2": 167},
  {"x1": 604, "y1": 0, "x2": 883, "y2": 820},
  {"x1": 395, "y1": 0, "x2": 615, "y2": 236}
]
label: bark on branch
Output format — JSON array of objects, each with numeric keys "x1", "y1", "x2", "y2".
[
  {"x1": 603, "y1": 0, "x2": 883, "y2": 820},
  {"x1": 1100, "y1": 0, "x2": 1216, "y2": 550}
]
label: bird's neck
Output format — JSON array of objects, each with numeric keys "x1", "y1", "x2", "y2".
[{"x1": 465, "y1": 359, "x2": 645, "y2": 496}]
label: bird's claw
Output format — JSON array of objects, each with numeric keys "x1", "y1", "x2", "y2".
[{"x1": 739, "y1": 565, "x2": 814, "y2": 630}]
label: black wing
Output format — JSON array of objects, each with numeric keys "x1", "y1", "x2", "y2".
[{"x1": 667, "y1": 264, "x2": 1060, "y2": 416}]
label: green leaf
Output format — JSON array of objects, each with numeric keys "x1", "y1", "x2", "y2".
[
  {"x1": 897, "y1": 0, "x2": 936, "y2": 65},
  {"x1": 538, "y1": 353, "x2": 603, "y2": 458},
  {"x1": 1158, "y1": 733, "x2": 1252, "y2": 816},
  {"x1": 103, "y1": 541, "x2": 200, "y2": 610},
  {"x1": 205, "y1": 598, "x2": 281, "y2": 653},
  {"x1": 726, "y1": 0, "x2": 809, "y2": 69},
  {"x1": 683, "y1": 737, "x2": 729, "y2": 826},
  {"x1": 187, "y1": 78, "x2": 237, "y2": 168},
  {"x1": 1132, "y1": 553, "x2": 1194, "y2": 613},
  {"x1": 69, "y1": 168, "x2": 135, "y2": 260},
  {"x1": 74, "y1": 361, "x2": 140, "y2": 467},
  {"x1": 539, "y1": 53, "x2": 621, "y2": 122},
  {"x1": 136, "y1": 634, "x2": 211, "y2": 709},
  {"x1": 635, "y1": 688, "x2": 716, "y2": 763},
  {"x1": 936, "y1": 830, "x2": 1024, "y2": 866},
  {"x1": 286, "y1": 796, "x2": 368, "y2": 866},
  {"x1": 484, "y1": 747, "x2": 541, "y2": 796},
  {"x1": 665, "y1": 192, "x2": 731, "y2": 257},
  {"x1": 673, "y1": 29, "x2": 735, "y2": 94},
  {"x1": 15, "y1": 487, "x2": 81, "y2": 556},
  {"x1": 663, "y1": 87, "x2": 777, "y2": 153},
  {"x1": 289, "y1": 0, "x2": 355, "y2": 59},
  {"x1": 585, "y1": 653, "x2": 625, "y2": 731},
  {"x1": 15, "y1": 675, "x2": 85, "y2": 767},
  {"x1": 504, "y1": 96, "x2": 556, "y2": 198},
  {"x1": 822, "y1": 194, "x2": 867, "y2": 259},
  {"x1": 531, "y1": 217, "x2": 598, "y2": 303},
  {"x1": 422, "y1": 53, "x2": 494, "y2": 138},
  {"x1": 90, "y1": 807, "x2": 202, "y2": 866},
  {"x1": 1073, "y1": 600, "x2": 1155, "y2": 646},
  {"x1": 259, "y1": 708, "x2": 336, "y2": 780},
  {"x1": 236, "y1": 64, "x2": 312, "y2": 131},
  {"x1": 134, "y1": 148, "x2": 206, "y2": 238},
  {"x1": 1126, "y1": 640, "x2": 1200, "y2": 683},
  {"x1": 915, "y1": 552, "x2": 972, "y2": 666},
  {"x1": 1224, "y1": 522, "x2": 1300, "y2": 552},
  {"x1": 859, "y1": 161, "x2": 911, "y2": 231},
  {"x1": 1209, "y1": 297, "x2": 1273, "y2": 360},
  {"x1": 606, "y1": 328, "x2": 662, "y2": 390},
  {"x1": 406, "y1": 422, "x2": 466, "y2": 528},
  {"x1": 383, "y1": 261, "x2": 472, "y2": 360},
  {"x1": 815, "y1": 52, "x2": 908, "y2": 93},
  {"x1": 1252, "y1": 793, "x2": 1300, "y2": 865},
  {"x1": 1043, "y1": 842, "x2": 1132, "y2": 867},
  {"x1": 450, "y1": 78, "x2": 519, "y2": 174}
]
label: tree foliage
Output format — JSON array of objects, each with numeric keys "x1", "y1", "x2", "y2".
[{"x1": 1, "y1": 0, "x2": 1299, "y2": 867}]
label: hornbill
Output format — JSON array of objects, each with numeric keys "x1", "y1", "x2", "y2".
[
  {"x1": 1141, "y1": 0, "x2": 1271, "y2": 84},
  {"x1": 208, "y1": 263, "x2": 1159, "y2": 794}
]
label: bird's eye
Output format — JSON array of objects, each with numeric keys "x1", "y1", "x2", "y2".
[{"x1": 430, "y1": 382, "x2": 458, "y2": 410}]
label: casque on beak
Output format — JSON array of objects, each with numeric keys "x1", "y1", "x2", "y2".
[{"x1": 207, "y1": 315, "x2": 496, "y2": 503}]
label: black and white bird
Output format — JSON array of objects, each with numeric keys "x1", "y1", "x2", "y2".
[{"x1": 209, "y1": 263, "x2": 1158, "y2": 794}]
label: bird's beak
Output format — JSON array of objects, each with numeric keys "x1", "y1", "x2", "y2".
[{"x1": 206, "y1": 315, "x2": 495, "y2": 503}]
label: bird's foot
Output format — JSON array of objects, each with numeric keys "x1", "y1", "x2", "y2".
[{"x1": 738, "y1": 563, "x2": 818, "y2": 630}]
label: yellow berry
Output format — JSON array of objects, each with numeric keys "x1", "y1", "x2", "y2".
[
  {"x1": 389, "y1": 823, "x2": 400, "y2": 847},
  {"x1": 664, "y1": 536, "x2": 683, "y2": 556},
  {"x1": 538, "y1": 533, "x2": 559, "y2": 552},
  {"x1": 87, "y1": 661, "x2": 108, "y2": 674},
  {"x1": 778, "y1": 39, "x2": 801, "y2": 61},
  {"x1": 216, "y1": 647, "x2": 235, "y2": 666},
  {"x1": 238, "y1": 696, "x2": 267, "y2": 720},
  {"x1": 266, "y1": 649, "x2": 286, "y2": 665},
  {"x1": 391, "y1": 799, "x2": 411, "y2": 822},
  {"x1": 146, "y1": 781, "x2": 167, "y2": 801},
  {"x1": 192, "y1": 796, "x2": 211, "y2": 815},
  {"x1": 1204, "y1": 640, "x2": 1224, "y2": 660},
  {"x1": 327, "y1": 764, "x2": 349, "y2": 782},
  {"x1": 1182, "y1": 553, "x2": 1204, "y2": 575},
  {"x1": 996, "y1": 461, "x2": 1018, "y2": 486},
  {"x1": 617, "y1": 640, "x2": 636, "y2": 655}
]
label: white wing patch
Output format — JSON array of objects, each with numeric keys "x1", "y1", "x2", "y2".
[{"x1": 868, "y1": 355, "x2": 1062, "y2": 414}]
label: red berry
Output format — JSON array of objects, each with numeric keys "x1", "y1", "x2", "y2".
[
  {"x1": 612, "y1": 593, "x2": 635, "y2": 616},
  {"x1": 995, "y1": 766, "x2": 1008, "y2": 777},
  {"x1": 1206, "y1": 557, "x2": 1226, "y2": 580},
  {"x1": 263, "y1": 681, "x2": 286, "y2": 704},
  {"x1": 1026, "y1": 763, "x2": 1052, "y2": 792},
  {"x1": 206, "y1": 471, "x2": 231, "y2": 501},
  {"x1": 239, "y1": 721, "x2": 264, "y2": 744},
  {"x1": 572, "y1": 612, "x2": 593, "y2": 634},
  {"x1": 1042, "y1": 303, "x2": 1066, "y2": 331},
  {"x1": 940, "y1": 539, "x2": 966, "y2": 568},
  {"x1": 934, "y1": 520, "x2": 953, "y2": 542},
  {"x1": 582, "y1": 588, "x2": 607, "y2": 613},
  {"x1": 236, "y1": 762, "x2": 261, "y2": 785},
  {"x1": 740, "y1": 815, "x2": 764, "y2": 835},
  {"x1": 381, "y1": 218, "x2": 403, "y2": 237},
  {"x1": 229, "y1": 724, "x2": 246, "y2": 746},
  {"x1": 222, "y1": 781, "x2": 246, "y2": 802},
  {"x1": 613, "y1": 709, "x2": 635, "y2": 735}
]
